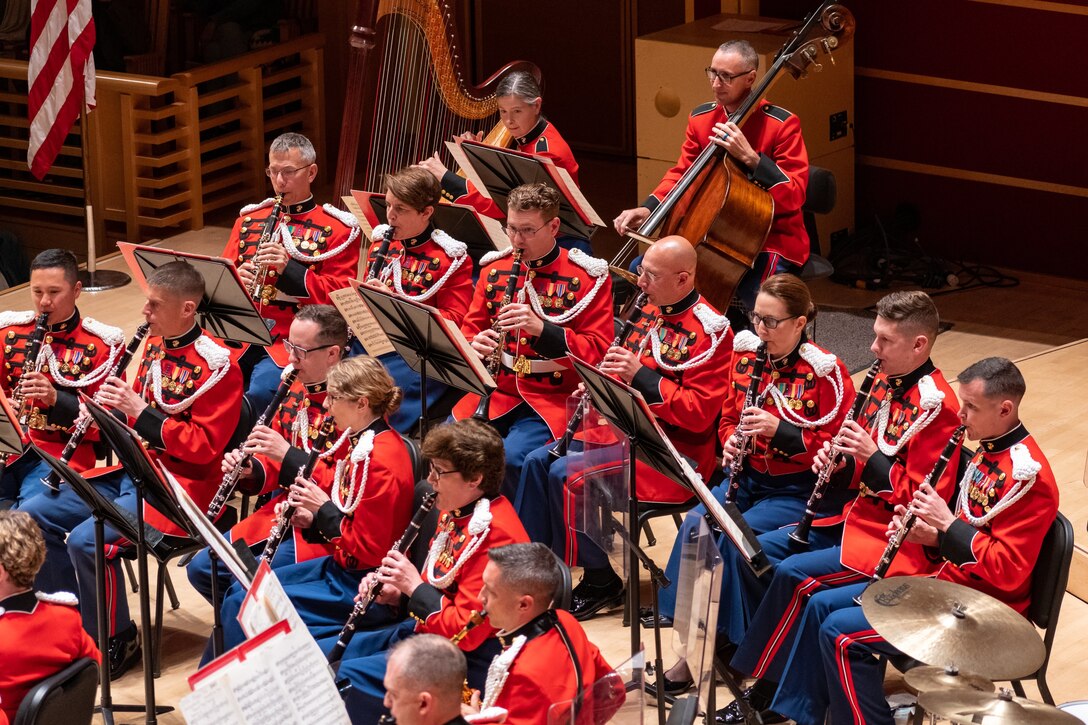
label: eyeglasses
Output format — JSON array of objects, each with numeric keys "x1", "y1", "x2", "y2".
[
  {"x1": 265, "y1": 163, "x2": 314, "y2": 179},
  {"x1": 705, "y1": 67, "x2": 755, "y2": 84},
  {"x1": 503, "y1": 221, "x2": 550, "y2": 238},
  {"x1": 284, "y1": 340, "x2": 335, "y2": 360},
  {"x1": 636, "y1": 264, "x2": 677, "y2": 283},
  {"x1": 748, "y1": 311, "x2": 799, "y2": 330},
  {"x1": 428, "y1": 463, "x2": 461, "y2": 480}
]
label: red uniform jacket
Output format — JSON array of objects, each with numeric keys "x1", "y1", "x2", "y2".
[
  {"x1": 229, "y1": 377, "x2": 337, "y2": 563},
  {"x1": 363, "y1": 224, "x2": 474, "y2": 327},
  {"x1": 837, "y1": 361, "x2": 962, "y2": 577},
  {"x1": 440, "y1": 117, "x2": 580, "y2": 220},
  {"x1": 303, "y1": 421, "x2": 415, "y2": 571},
  {"x1": 719, "y1": 330, "x2": 854, "y2": 482},
  {"x1": 485, "y1": 610, "x2": 615, "y2": 725},
  {"x1": 931, "y1": 425, "x2": 1059, "y2": 615},
  {"x1": 647, "y1": 100, "x2": 810, "y2": 266},
  {"x1": 0, "y1": 590, "x2": 100, "y2": 722},
  {"x1": 0, "y1": 310, "x2": 124, "y2": 471},
  {"x1": 117, "y1": 326, "x2": 244, "y2": 535},
  {"x1": 222, "y1": 196, "x2": 361, "y2": 367},
  {"x1": 408, "y1": 496, "x2": 529, "y2": 652},
  {"x1": 454, "y1": 245, "x2": 614, "y2": 438}
]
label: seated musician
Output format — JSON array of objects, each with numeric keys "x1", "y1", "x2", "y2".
[
  {"x1": 463, "y1": 542, "x2": 615, "y2": 725},
  {"x1": 0, "y1": 511, "x2": 99, "y2": 722},
  {"x1": 650, "y1": 274, "x2": 853, "y2": 695},
  {"x1": 214, "y1": 356, "x2": 415, "y2": 657},
  {"x1": 0, "y1": 249, "x2": 124, "y2": 508},
  {"x1": 512, "y1": 237, "x2": 733, "y2": 620},
  {"x1": 24, "y1": 260, "x2": 244, "y2": 680},
  {"x1": 383, "y1": 635, "x2": 472, "y2": 725},
  {"x1": 361, "y1": 166, "x2": 474, "y2": 434},
  {"x1": 772, "y1": 357, "x2": 1059, "y2": 725},
  {"x1": 613, "y1": 40, "x2": 810, "y2": 321},
  {"x1": 452, "y1": 183, "x2": 614, "y2": 495},
  {"x1": 331, "y1": 419, "x2": 529, "y2": 723},
  {"x1": 417, "y1": 71, "x2": 586, "y2": 252},
  {"x1": 715, "y1": 291, "x2": 962, "y2": 724},
  {"x1": 223, "y1": 132, "x2": 361, "y2": 412},
  {"x1": 186, "y1": 304, "x2": 348, "y2": 607}
]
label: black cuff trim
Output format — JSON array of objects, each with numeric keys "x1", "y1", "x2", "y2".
[
  {"x1": 631, "y1": 366, "x2": 664, "y2": 405},
  {"x1": 750, "y1": 153, "x2": 790, "y2": 190},
  {"x1": 48, "y1": 390, "x2": 80, "y2": 428},
  {"x1": 134, "y1": 406, "x2": 167, "y2": 449},
  {"x1": 277, "y1": 259, "x2": 309, "y2": 297},
  {"x1": 642, "y1": 197, "x2": 660, "y2": 212},
  {"x1": 860, "y1": 452, "x2": 894, "y2": 494},
  {"x1": 770, "y1": 421, "x2": 805, "y2": 457},
  {"x1": 408, "y1": 582, "x2": 444, "y2": 621},
  {"x1": 312, "y1": 500, "x2": 344, "y2": 542},
  {"x1": 940, "y1": 518, "x2": 978, "y2": 567},
  {"x1": 441, "y1": 170, "x2": 469, "y2": 200},
  {"x1": 534, "y1": 321, "x2": 568, "y2": 358},
  {"x1": 279, "y1": 447, "x2": 308, "y2": 489}
]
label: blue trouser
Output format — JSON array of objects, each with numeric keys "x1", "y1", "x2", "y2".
[
  {"x1": 0, "y1": 449, "x2": 52, "y2": 508},
  {"x1": 185, "y1": 529, "x2": 298, "y2": 608},
  {"x1": 246, "y1": 350, "x2": 285, "y2": 415},
  {"x1": 21, "y1": 472, "x2": 128, "y2": 628},
  {"x1": 480, "y1": 404, "x2": 553, "y2": 499},
  {"x1": 730, "y1": 545, "x2": 867, "y2": 682},
  {"x1": 379, "y1": 350, "x2": 449, "y2": 435},
  {"x1": 771, "y1": 583, "x2": 889, "y2": 725},
  {"x1": 331, "y1": 620, "x2": 502, "y2": 723},
  {"x1": 514, "y1": 442, "x2": 573, "y2": 554}
]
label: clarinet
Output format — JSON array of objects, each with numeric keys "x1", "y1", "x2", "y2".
[
  {"x1": 788, "y1": 359, "x2": 882, "y2": 545},
  {"x1": 472, "y1": 249, "x2": 524, "y2": 421},
  {"x1": 724, "y1": 342, "x2": 768, "y2": 504},
  {"x1": 327, "y1": 491, "x2": 439, "y2": 664},
  {"x1": 0, "y1": 313, "x2": 48, "y2": 479},
  {"x1": 365, "y1": 225, "x2": 396, "y2": 282},
  {"x1": 450, "y1": 608, "x2": 488, "y2": 646},
  {"x1": 248, "y1": 194, "x2": 285, "y2": 303},
  {"x1": 855, "y1": 424, "x2": 966, "y2": 603},
  {"x1": 205, "y1": 365, "x2": 300, "y2": 519},
  {"x1": 550, "y1": 293, "x2": 649, "y2": 458},
  {"x1": 42, "y1": 323, "x2": 151, "y2": 492},
  {"x1": 256, "y1": 415, "x2": 338, "y2": 565}
]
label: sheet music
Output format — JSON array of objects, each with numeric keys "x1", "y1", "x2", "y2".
[
  {"x1": 341, "y1": 194, "x2": 374, "y2": 238},
  {"x1": 237, "y1": 560, "x2": 307, "y2": 639},
  {"x1": 329, "y1": 286, "x2": 395, "y2": 357}
]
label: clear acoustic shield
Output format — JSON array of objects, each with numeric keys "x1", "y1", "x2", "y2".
[
  {"x1": 546, "y1": 651, "x2": 646, "y2": 725},
  {"x1": 672, "y1": 516, "x2": 723, "y2": 716}
]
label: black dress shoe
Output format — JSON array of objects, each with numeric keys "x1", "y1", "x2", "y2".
[
  {"x1": 644, "y1": 673, "x2": 694, "y2": 699},
  {"x1": 638, "y1": 606, "x2": 674, "y2": 628},
  {"x1": 569, "y1": 577, "x2": 625, "y2": 621},
  {"x1": 714, "y1": 686, "x2": 787, "y2": 724},
  {"x1": 108, "y1": 622, "x2": 142, "y2": 680}
]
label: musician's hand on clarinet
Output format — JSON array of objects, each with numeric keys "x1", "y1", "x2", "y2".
[
  {"x1": 739, "y1": 406, "x2": 779, "y2": 439},
  {"x1": 19, "y1": 370, "x2": 57, "y2": 407},
  {"x1": 496, "y1": 302, "x2": 542, "y2": 337},
  {"x1": 470, "y1": 329, "x2": 501, "y2": 358},
  {"x1": 811, "y1": 440, "x2": 834, "y2": 475},
  {"x1": 220, "y1": 448, "x2": 253, "y2": 477},
  {"x1": 830, "y1": 420, "x2": 877, "y2": 465},
  {"x1": 599, "y1": 345, "x2": 641, "y2": 383},
  {"x1": 97, "y1": 375, "x2": 147, "y2": 418},
  {"x1": 910, "y1": 481, "x2": 955, "y2": 534},
  {"x1": 256, "y1": 239, "x2": 289, "y2": 274},
  {"x1": 888, "y1": 505, "x2": 909, "y2": 539},
  {"x1": 237, "y1": 262, "x2": 257, "y2": 288},
  {"x1": 242, "y1": 424, "x2": 290, "y2": 462},
  {"x1": 288, "y1": 505, "x2": 314, "y2": 529},
  {"x1": 613, "y1": 206, "x2": 650, "y2": 236},
  {"x1": 357, "y1": 571, "x2": 381, "y2": 602},
  {"x1": 721, "y1": 435, "x2": 740, "y2": 469},
  {"x1": 288, "y1": 474, "x2": 329, "y2": 513},
  {"x1": 710, "y1": 121, "x2": 760, "y2": 170},
  {"x1": 376, "y1": 549, "x2": 422, "y2": 599},
  {"x1": 416, "y1": 153, "x2": 449, "y2": 182}
]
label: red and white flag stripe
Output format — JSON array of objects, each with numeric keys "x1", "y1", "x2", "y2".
[{"x1": 27, "y1": 0, "x2": 96, "y2": 180}]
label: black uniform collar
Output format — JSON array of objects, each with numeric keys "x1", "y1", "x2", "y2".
[
  {"x1": 979, "y1": 422, "x2": 1028, "y2": 454},
  {"x1": 163, "y1": 324, "x2": 202, "y2": 349},
  {"x1": 446, "y1": 493, "x2": 497, "y2": 520},
  {"x1": 0, "y1": 590, "x2": 38, "y2": 615},
  {"x1": 515, "y1": 117, "x2": 549, "y2": 147},
  {"x1": 498, "y1": 609, "x2": 558, "y2": 648},
  {"x1": 48, "y1": 309, "x2": 80, "y2": 334},
  {"x1": 527, "y1": 243, "x2": 560, "y2": 269},
  {"x1": 658, "y1": 288, "x2": 700, "y2": 316},
  {"x1": 887, "y1": 358, "x2": 937, "y2": 399},
  {"x1": 768, "y1": 333, "x2": 808, "y2": 371},
  {"x1": 402, "y1": 224, "x2": 435, "y2": 248},
  {"x1": 286, "y1": 196, "x2": 317, "y2": 215},
  {"x1": 304, "y1": 380, "x2": 327, "y2": 394}
]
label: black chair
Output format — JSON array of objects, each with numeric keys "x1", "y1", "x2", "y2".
[
  {"x1": 552, "y1": 551, "x2": 574, "y2": 611},
  {"x1": 401, "y1": 434, "x2": 425, "y2": 484},
  {"x1": 13, "y1": 657, "x2": 98, "y2": 725},
  {"x1": 798, "y1": 165, "x2": 837, "y2": 282}
]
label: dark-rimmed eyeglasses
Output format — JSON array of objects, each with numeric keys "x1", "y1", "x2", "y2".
[
  {"x1": 705, "y1": 67, "x2": 755, "y2": 84},
  {"x1": 428, "y1": 463, "x2": 461, "y2": 479},
  {"x1": 284, "y1": 340, "x2": 335, "y2": 360},
  {"x1": 265, "y1": 163, "x2": 315, "y2": 179},
  {"x1": 748, "y1": 311, "x2": 799, "y2": 330}
]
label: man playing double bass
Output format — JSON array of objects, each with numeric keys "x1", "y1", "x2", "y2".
[{"x1": 614, "y1": 39, "x2": 810, "y2": 322}]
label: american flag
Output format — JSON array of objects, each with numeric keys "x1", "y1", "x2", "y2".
[{"x1": 27, "y1": 0, "x2": 96, "y2": 180}]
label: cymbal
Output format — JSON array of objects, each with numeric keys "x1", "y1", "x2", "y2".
[
  {"x1": 919, "y1": 688, "x2": 1081, "y2": 724},
  {"x1": 904, "y1": 665, "x2": 994, "y2": 695},
  {"x1": 860, "y1": 577, "x2": 1044, "y2": 680}
]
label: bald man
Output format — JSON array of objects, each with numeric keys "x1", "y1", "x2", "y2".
[
  {"x1": 513, "y1": 236, "x2": 735, "y2": 619},
  {"x1": 380, "y1": 635, "x2": 470, "y2": 725}
]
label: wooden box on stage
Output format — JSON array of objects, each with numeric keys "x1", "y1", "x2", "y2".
[{"x1": 635, "y1": 12, "x2": 855, "y2": 254}]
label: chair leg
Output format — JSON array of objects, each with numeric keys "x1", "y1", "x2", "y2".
[
  {"x1": 1010, "y1": 679, "x2": 1027, "y2": 699},
  {"x1": 124, "y1": 559, "x2": 139, "y2": 593},
  {"x1": 642, "y1": 522, "x2": 657, "y2": 547},
  {"x1": 163, "y1": 568, "x2": 180, "y2": 610},
  {"x1": 154, "y1": 562, "x2": 166, "y2": 679},
  {"x1": 1037, "y1": 675, "x2": 1054, "y2": 706},
  {"x1": 671, "y1": 513, "x2": 683, "y2": 529}
]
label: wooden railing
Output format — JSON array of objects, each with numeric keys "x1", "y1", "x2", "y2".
[{"x1": 0, "y1": 34, "x2": 324, "y2": 257}]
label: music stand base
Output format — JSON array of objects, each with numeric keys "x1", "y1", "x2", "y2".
[{"x1": 79, "y1": 269, "x2": 132, "y2": 292}]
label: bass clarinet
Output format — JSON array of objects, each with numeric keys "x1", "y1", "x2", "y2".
[
  {"x1": 327, "y1": 491, "x2": 438, "y2": 664},
  {"x1": 724, "y1": 342, "x2": 768, "y2": 504},
  {"x1": 205, "y1": 365, "x2": 300, "y2": 519},
  {"x1": 248, "y1": 194, "x2": 285, "y2": 303},
  {"x1": 854, "y1": 424, "x2": 966, "y2": 603},
  {"x1": 0, "y1": 313, "x2": 48, "y2": 480},
  {"x1": 43, "y1": 323, "x2": 151, "y2": 492},
  {"x1": 550, "y1": 292, "x2": 649, "y2": 458},
  {"x1": 788, "y1": 359, "x2": 882, "y2": 545},
  {"x1": 472, "y1": 249, "x2": 524, "y2": 421},
  {"x1": 256, "y1": 415, "x2": 338, "y2": 565}
]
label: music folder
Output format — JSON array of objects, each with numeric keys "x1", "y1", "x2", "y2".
[{"x1": 569, "y1": 355, "x2": 770, "y2": 576}]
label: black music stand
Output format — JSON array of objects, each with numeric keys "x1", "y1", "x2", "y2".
[
  {"x1": 353, "y1": 281, "x2": 495, "y2": 438},
  {"x1": 0, "y1": 389, "x2": 27, "y2": 492}
]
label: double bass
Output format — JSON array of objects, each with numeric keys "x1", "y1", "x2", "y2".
[{"x1": 617, "y1": 2, "x2": 855, "y2": 314}]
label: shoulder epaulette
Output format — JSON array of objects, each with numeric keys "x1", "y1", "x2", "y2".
[
  {"x1": 321, "y1": 203, "x2": 361, "y2": 229},
  {"x1": 799, "y1": 342, "x2": 839, "y2": 377},
  {"x1": 239, "y1": 197, "x2": 276, "y2": 216},
  {"x1": 480, "y1": 247, "x2": 514, "y2": 267},
  {"x1": 194, "y1": 336, "x2": 231, "y2": 370},
  {"x1": 567, "y1": 248, "x2": 608, "y2": 278},
  {"x1": 81, "y1": 318, "x2": 125, "y2": 346},
  {"x1": 0, "y1": 310, "x2": 36, "y2": 328},
  {"x1": 691, "y1": 101, "x2": 717, "y2": 117},
  {"x1": 692, "y1": 303, "x2": 730, "y2": 335},
  {"x1": 762, "y1": 103, "x2": 793, "y2": 123},
  {"x1": 36, "y1": 591, "x2": 79, "y2": 606},
  {"x1": 431, "y1": 229, "x2": 468, "y2": 258},
  {"x1": 733, "y1": 329, "x2": 761, "y2": 353}
]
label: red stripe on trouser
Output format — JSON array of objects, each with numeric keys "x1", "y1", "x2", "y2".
[
  {"x1": 103, "y1": 541, "x2": 123, "y2": 637},
  {"x1": 836, "y1": 629, "x2": 884, "y2": 725},
  {"x1": 761, "y1": 254, "x2": 782, "y2": 282},
  {"x1": 752, "y1": 569, "x2": 863, "y2": 677}
]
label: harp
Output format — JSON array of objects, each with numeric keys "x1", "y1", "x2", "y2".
[{"x1": 332, "y1": 0, "x2": 542, "y2": 202}]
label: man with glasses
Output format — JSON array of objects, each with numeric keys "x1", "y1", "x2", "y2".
[
  {"x1": 452, "y1": 183, "x2": 614, "y2": 497},
  {"x1": 613, "y1": 39, "x2": 810, "y2": 326},
  {"x1": 221, "y1": 132, "x2": 361, "y2": 412},
  {"x1": 185, "y1": 304, "x2": 348, "y2": 607}
]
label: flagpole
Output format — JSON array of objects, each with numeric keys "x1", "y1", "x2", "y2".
[{"x1": 78, "y1": 104, "x2": 130, "y2": 292}]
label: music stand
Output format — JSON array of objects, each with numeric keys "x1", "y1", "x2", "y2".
[
  {"x1": 446, "y1": 139, "x2": 605, "y2": 242},
  {"x1": 353, "y1": 281, "x2": 495, "y2": 437},
  {"x1": 0, "y1": 389, "x2": 28, "y2": 488},
  {"x1": 117, "y1": 243, "x2": 273, "y2": 347}
]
